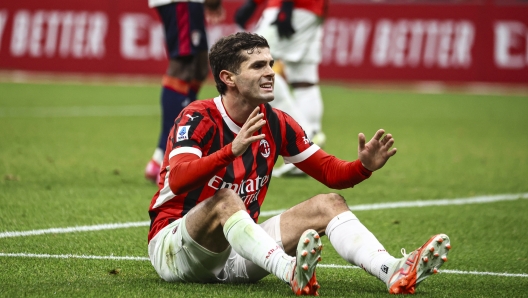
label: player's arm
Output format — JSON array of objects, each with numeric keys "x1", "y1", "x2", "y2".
[
  {"x1": 295, "y1": 150, "x2": 371, "y2": 189},
  {"x1": 168, "y1": 144, "x2": 236, "y2": 195},
  {"x1": 169, "y1": 107, "x2": 266, "y2": 195},
  {"x1": 295, "y1": 129, "x2": 397, "y2": 189}
]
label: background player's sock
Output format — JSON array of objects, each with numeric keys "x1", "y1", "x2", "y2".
[
  {"x1": 150, "y1": 148, "x2": 164, "y2": 166},
  {"x1": 270, "y1": 74, "x2": 314, "y2": 138},
  {"x1": 224, "y1": 210, "x2": 294, "y2": 282},
  {"x1": 157, "y1": 75, "x2": 191, "y2": 150},
  {"x1": 326, "y1": 211, "x2": 397, "y2": 284},
  {"x1": 292, "y1": 85, "x2": 323, "y2": 135}
]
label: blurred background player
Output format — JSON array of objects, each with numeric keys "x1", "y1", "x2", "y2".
[
  {"x1": 145, "y1": 0, "x2": 224, "y2": 183},
  {"x1": 234, "y1": 0, "x2": 327, "y2": 177}
]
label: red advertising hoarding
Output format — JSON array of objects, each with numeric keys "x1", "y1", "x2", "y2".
[{"x1": 0, "y1": 0, "x2": 527, "y2": 83}]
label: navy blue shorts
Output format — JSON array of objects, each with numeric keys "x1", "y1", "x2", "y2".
[{"x1": 156, "y1": 2, "x2": 208, "y2": 58}]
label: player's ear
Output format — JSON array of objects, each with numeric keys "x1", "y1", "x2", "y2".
[{"x1": 219, "y1": 70, "x2": 236, "y2": 88}]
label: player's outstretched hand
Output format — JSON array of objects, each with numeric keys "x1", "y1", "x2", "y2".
[
  {"x1": 232, "y1": 107, "x2": 266, "y2": 156},
  {"x1": 358, "y1": 129, "x2": 397, "y2": 171}
]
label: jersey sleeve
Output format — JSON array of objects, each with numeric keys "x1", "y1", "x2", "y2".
[
  {"x1": 279, "y1": 111, "x2": 320, "y2": 164},
  {"x1": 166, "y1": 106, "x2": 237, "y2": 195},
  {"x1": 167, "y1": 108, "x2": 213, "y2": 159},
  {"x1": 295, "y1": 149, "x2": 372, "y2": 189}
]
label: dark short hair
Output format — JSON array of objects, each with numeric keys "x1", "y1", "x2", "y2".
[{"x1": 209, "y1": 32, "x2": 269, "y2": 95}]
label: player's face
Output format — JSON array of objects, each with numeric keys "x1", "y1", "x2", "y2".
[{"x1": 234, "y1": 47, "x2": 275, "y2": 104}]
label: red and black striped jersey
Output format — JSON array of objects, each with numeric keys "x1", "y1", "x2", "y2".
[{"x1": 148, "y1": 96, "x2": 320, "y2": 241}]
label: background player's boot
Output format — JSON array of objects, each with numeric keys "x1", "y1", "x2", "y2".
[
  {"x1": 310, "y1": 131, "x2": 326, "y2": 149},
  {"x1": 290, "y1": 229, "x2": 323, "y2": 296},
  {"x1": 387, "y1": 234, "x2": 451, "y2": 294},
  {"x1": 145, "y1": 159, "x2": 161, "y2": 183}
]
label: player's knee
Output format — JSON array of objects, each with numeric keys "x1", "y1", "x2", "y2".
[
  {"x1": 211, "y1": 188, "x2": 246, "y2": 210},
  {"x1": 314, "y1": 193, "x2": 348, "y2": 215}
]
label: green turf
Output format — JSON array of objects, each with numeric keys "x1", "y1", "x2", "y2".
[{"x1": 1, "y1": 81, "x2": 527, "y2": 297}]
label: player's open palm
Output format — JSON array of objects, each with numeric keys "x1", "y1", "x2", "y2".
[
  {"x1": 232, "y1": 107, "x2": 266, "y2": 156},
  {"x1": 358, "y1": 129, "x2": 397, "y2": 171}
]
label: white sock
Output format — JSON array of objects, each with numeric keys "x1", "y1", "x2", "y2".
[
  {"x1": 292, "y1": 85, "x2": 323, "y2": 135},
  {"x1": 326, "y1": 211, "x2": 398, "y2": 285},
  {"x1": 223, "y1": 210, "x2": 294, "y2": 283},
  {"x1": 271, "y1": 75, "x2": 314, "y2": 138},
  {"x1": 152, "y1": 148, "x2": 164, "y2": 165}
]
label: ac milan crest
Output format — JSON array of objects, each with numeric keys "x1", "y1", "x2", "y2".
[{"x1": 259, "y1": 139, "x2": 270, "y2": 158}]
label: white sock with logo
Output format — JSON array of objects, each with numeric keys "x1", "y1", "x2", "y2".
[
  {"x1": 326, "y1": 211, "x2": 397, "y2": 284},
  {"x1": 223, "y1": 210, "x2": 294, "y2": 282}
]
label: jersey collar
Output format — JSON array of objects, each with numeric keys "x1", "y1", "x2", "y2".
[{"x1": 214, "y1": 96, "x2": 241, "y2": 134}]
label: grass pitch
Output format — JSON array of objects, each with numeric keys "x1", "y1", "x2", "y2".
[{"x1": 1, "y1": 81, "x2": 527, "y2": 297}]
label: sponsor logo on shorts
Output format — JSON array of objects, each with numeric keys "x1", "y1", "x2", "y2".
[{"x1": 381, "y1": 264, "x2": 389, "y2": 274}]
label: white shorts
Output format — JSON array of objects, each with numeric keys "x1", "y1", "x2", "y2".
[
  {"x1": 255, "y1": 8, "x2": 323, "y2": 65},
  {"x1": 148, "y1": 214, "x2": 283, "y2": 283}
]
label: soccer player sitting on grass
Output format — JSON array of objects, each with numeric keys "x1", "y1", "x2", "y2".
[{"x1": 147, "y1": 32, "x2": 451, "y2": 295}]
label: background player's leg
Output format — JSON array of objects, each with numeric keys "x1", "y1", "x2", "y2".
[
  {"x1": 285, "y1": 62, "x2": 324, "y2": 139},
  {"x1": 270, "y1": 62, "x2": 316, "y2": 177},
  {"x1": 292, "y1": 85, "x2": 323, "y2": 135},
  {"x1": 146, "y1": 2, "x2": 208, "y2": 183},
  {"x1": 145, "y1": 59, "x2": 192, "y2": 183},
  {"x1": 273, "y1": 62, "x2": 324, "y2": 177},
  {"x1": 146, "y1": 49, "x2": 209, "y2": 183},
  {"x1": 270, "y1": 72, "x2": 314, "y2": 136},
  {"x1": 187, "y1": 50, "x2": 210, "y2": 102}
]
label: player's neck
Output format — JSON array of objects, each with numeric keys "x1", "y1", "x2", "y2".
[{"x1": 221, "y1": 94, "x2": 259, "y2": 124}]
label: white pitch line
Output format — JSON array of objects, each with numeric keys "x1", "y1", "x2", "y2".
[
  {"x1": 0, "y1": 252, "x2": 149, "y2": 261},
  {"x1": 0, "y1": 105, "x2": 159, "y2": 118},
  {"x1": 347, "y1": 192, "x2": 528, "y2": 211},
  {"x1": 439, "y1": 269, "x2": 528, "y2": 278},
  {"x1": 0, "y1": 221, "x2": 150, "y2": 238},
  {"x1": 1, "y1": 253, "x2": 526, "y2": 278},
  {"x1": 1, "y1": 193, "x2": 527, "y2": 239},
  {"x1": 260, "y1": 192, "x2": 528, "y2": 216}
]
